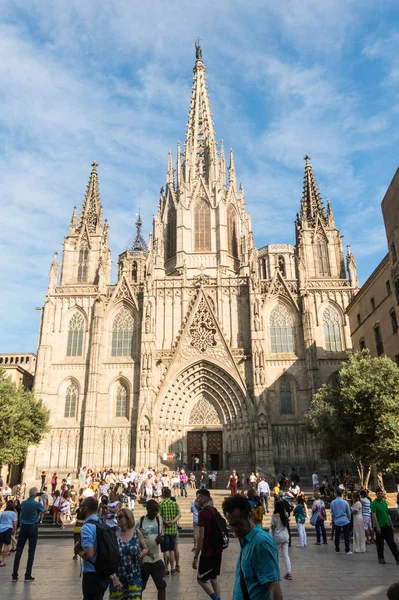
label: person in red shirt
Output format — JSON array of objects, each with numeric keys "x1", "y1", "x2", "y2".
[{"x1": 192, "y1": 489, "x2": 222, "y2": 600}]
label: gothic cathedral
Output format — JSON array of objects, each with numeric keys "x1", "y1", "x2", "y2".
[{"x1": 25, "y1": 46, "x2": 359, "y2": 482}]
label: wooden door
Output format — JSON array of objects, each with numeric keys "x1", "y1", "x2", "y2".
[
  {"x1": 187, "y1": 431, "x2": 202, "y2": 466},
  {"x1": 207, "y1": 431, "x2": 223, "y2": 469}
]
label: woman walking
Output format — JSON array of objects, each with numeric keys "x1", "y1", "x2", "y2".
[
  {"x1": 294, "y1": 496, "x2": 307, "y2": 548},
  {"x1": 0, "y1": 501, "x2": 17, "y2": 567},
  {"x1": 270, "y1": 501, "x2": 292, "y2": 580},
  {"x1": 311, "y1": 492, "x2": 327, "y2": 545},
  {"x1": 227, "y1": 470, "x2": 239, "y2": 495},
  {"x1": 52, "y1": 490, "x2": 61, "y2": 525},
  {"x1": 51, "y1": 473, "x2": 57, "y2": 495},
  {"x1": 109, "y1": 508, "x2": 148, "y2": 600},
  {"x1": 352, "y1": 491, "x2": 366, "y2": 553}
]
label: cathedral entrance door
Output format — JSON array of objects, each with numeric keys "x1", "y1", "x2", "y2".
[
  {"x1": 207, "y1": 431, "x2": 223, "y2": 470},
  {"x1": 187, "y1": 431, "x2": 202, "y2": 471}
]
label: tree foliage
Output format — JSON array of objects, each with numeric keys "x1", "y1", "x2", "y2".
[
  {"x1": 0, "y1": 369, "x2": 50, "y2": 465},
  {"x1": 306, "y1": 350, "x2": 399, "y2": 487}
]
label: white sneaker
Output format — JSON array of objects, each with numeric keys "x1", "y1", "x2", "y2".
[{"x1": 346, "y1": 551, "x2": 353, "y2": 555}]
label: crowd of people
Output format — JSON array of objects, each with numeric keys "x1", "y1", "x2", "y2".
[{"x1": 1, "y1": 465, "x2": 399, "y2": 599}]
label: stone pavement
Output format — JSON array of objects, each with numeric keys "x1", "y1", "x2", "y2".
[{"x1": 2, "y1": 537, "x2": 399, "y2": 600}]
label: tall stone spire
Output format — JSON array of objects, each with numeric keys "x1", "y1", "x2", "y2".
[
  {"x1": 300, "y1": 155, "x2": 326, "y2": 225},
  {"x1": 228, "y1": 148, "x2": 237, "y2": 192},
  {"x1": 184, "y1": 41, "x2": 218, "y2": 182},
  {"x1": 77, "y1": 162, "x2": 103, "y2": 233},
  {"x1": 126, "y1": 212, "x2": 148, "y2": 252}
]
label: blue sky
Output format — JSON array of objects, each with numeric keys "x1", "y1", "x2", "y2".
[{"x1": 1, "y1": 0, "x2": 399, "y2": 352}]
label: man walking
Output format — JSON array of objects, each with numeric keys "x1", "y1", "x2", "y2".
[
  {"x1": 74, "y1": 496, "x2": 110, "y2": 600},
  {"x1": 12, "y1": 487, "x2": 44, "y2": 582},
  {"x1": 192, "y1": 488, "x2": 223, "y2": 600},
  {"x1": 159, "y1": 488, "x2": 181, "y2": 575},
  {"x1": 223, "y1": 494, "x2": 283, "y2": 600},
  {"x1": 312, "y1": 471, "x2": 319, "y2": 492},
  {"x1": 330, "y1": 487, "x2": 352, "y2": 555},
  {"x1": 138, "y1": 500, "x2": 167, "y2": 600},
  {"x1": 371, "y1": 487, "x2": 399, "y2": 565},
  {"x1": 257, "y1": 477, "x2": 271, "y2": 514}
]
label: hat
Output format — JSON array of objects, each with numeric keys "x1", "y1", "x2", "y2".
[{"x1": 338, "y1": 484, "x2": 345, "y2": 491}]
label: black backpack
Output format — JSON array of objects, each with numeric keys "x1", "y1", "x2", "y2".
[
  {"x1": 90, "y1": 523, "x2": 120, "y2": 577},
  {"x1": 204, "y1": 506, "x2": 229, "y2": 551}
]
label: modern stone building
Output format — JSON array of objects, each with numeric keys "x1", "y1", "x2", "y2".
[
  {"x1": 25, "y1": 45, "x2": 358, "y2": 483},
  {"x1": 347, "y1": 168, "x2": 399, "y2": 363}
]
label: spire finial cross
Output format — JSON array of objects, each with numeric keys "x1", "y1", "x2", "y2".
[
  {"x1": 91, "y1": 161, "x2": 98, "y2": 169},
  {"x1": 304, "y1": 154, "x2": 311, "y2": 164}
]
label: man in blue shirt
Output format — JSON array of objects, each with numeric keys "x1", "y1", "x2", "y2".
[
  {"x1": 330, "y1": 487, "x2": 352, "y2": 555},
  {"x1": 12, "y1": 486, "x2": 44, "y2": 582},
  {"x1": 74, "y1": 496, "x2": 109, "y2": 600},
  {"x1": 223, "y1": 494, "x2": 283, "y2": 600}
]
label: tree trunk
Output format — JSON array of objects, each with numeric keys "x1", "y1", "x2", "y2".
[
  {"x1": 377, "y1": 471, "x2": 385, "y2": 491},
  {"x1": 364, "y1": 464, "x2": 372, "y2": 489}
]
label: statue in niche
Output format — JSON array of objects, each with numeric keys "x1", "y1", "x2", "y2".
[{"x1": 253, "y1": 306, "x2": 260, "y2": 331}]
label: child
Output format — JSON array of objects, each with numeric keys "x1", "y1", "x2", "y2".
[{"x1": 293, "y1": 496, "x2": 307, "y2": 548}]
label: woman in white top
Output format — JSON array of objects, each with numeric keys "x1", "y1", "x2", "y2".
[
  {"x1": 352, "y1": 491, "x2": 366, "y2": 553},
  {"x1": 172, "y1": 472, "x2": 180, "y2": 497},
  {"x1": 270, "y1": 500, "x2": 292, "y2": 580}
]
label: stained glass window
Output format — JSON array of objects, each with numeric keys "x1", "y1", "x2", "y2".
[
  {"x1": 67, "y1": 313, "x2": 84, "y2": 356},
  {"x1": 323, "y1": 306, "x2": 342, "y2": 351},
  {"x1": 227, "y1": 204, "x2": 238, "y2": 258},
  {"x1": 116, "y1": 384, "x2": 127, "y2": 417},
  {"x1": 279, "y1": 377, "x2": 292, "y2": 414},
  {"x1": 112, "y1": 308, "x2": 134, "y2": 357},
  {"x1": 64, "y1": 383, "x2": 78, "y2": 418},
  {"x1": 194, "y1": 199, "x2": 211, "y2": 252},
  {"x1": 270, "y1": 304, "x2": 294, "y2": 353}
]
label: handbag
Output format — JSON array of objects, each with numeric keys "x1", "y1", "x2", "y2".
[
  {"x1": 319, "y1": 506, "x2": 327, "y2": 521},
  {"x1": 310, "y1": 511, "x2": 318, "y2": 526}
]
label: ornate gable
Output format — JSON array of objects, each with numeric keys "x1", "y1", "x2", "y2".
[
  {"x1": 108, "y1": 274, "x2": 138, "y2": 311},
  {"x1": 265, "y1": 270, "x2": 299, "y2": 310}
]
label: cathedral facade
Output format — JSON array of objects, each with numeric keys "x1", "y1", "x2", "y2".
[{"x1": 25, "y1": 46, "x2": 359, "y2": 482}]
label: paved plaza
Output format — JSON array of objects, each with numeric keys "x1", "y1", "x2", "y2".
[{"x1": 2, "y1": 536, "x2": 399, "y2": 600}]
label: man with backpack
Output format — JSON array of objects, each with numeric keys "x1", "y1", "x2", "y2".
[
  {"x1": 74, "y1": 496, "x2": 118, "y2": 600},
  {"x1": 192, "y1": 488, "x2": 227, "y2": 600},
  {"x1": 138, "y1": 500, "x2": 167, "y2": 600}
]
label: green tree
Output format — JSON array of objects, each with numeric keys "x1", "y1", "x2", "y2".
[
  {"x1": 306, "y1": 350, "x2": 399, "y2": 488},
  {"x1": 0, "y1": 369, "x2": 50, "y2": 466}
]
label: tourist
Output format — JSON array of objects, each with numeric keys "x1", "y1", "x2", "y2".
[
  {"x1": 251, "y1": 494, "x2": 264, "y2": 527},
  {"x1": 211, "y1": 471, "x2": 217, "y2": 488},
  {"x1": 311, "y1": 492, "x2": 327, "y2": 545},
  {"x1": 51, "y1": 472, "x2": 57, "y2": 494},
  {"x1": 371, "y1": 487, "x2": 399, "y2": 565},
  {"x1": 109, "y1": 508, "x2": 148, "y2": 600},
  {"x1": 270, "y1": 500, "x2": 292, "y2": 580},
  {"x1": 208, "y1": 471, "x2": 213, "y2": 489},
  {"x1": 289, "y1": 467, "x2": 299, "y2": 485},
  {"x1": 52, "y1": 489, "x2": 61, "y2": 525},
  {"x1": 387, "y1": 581, "x2": 399, "y2": 599},
  {"x1": 192, "y1": 488, "x2": 223, "y2": 600},
  {"x1": 145, "y1": 474, "x2": 154, "y2": 501},
  {"x1": 240, "y1": 472, "x2": 246, "y2": 489},
  {"x1": 287, "y1": 481, "x2": 300, "y2": 499},
  {"x1": 159, "y1": 488, "x2": 181, "y2": 575},
  {"x1": 40, "y1": 471, "x2": 46, "y2": 492},
  {"x1": 126, "y1": 481, "x2": 137, "y2": 510},
  {"x1": 272, "y1": 481, "x2": 280, "y2": 499},
  {"x1": 294, "y1": 496, "x2": 307, "y2": 548},
  {"x1": 138, "y1": 500, "x2": 167, "y2": 600},
  {"x1": 330, "y1": 487, "x2": 352, "y2": 555},
  {"x1": 200, "y1": 468, "x2": 207, "y2": 489},
  {"x1": 249, "y1": 472, "x2": 257, "y2": 489},
  {"x1": 227, "y1": 470, "x2": 239, "y2": 495},
  {"x1": 360, "y1": 489, "x2": 375, "y2": 545},
  {"x1": 0, "y1": 500, "x2": 17, "y2": 567},
  {"x1": 153, "y1": 477, "x2": 163, "y2": 503},
  {"x1": 223, "y1": 494, "x2": 283, "y2": 600},
  {"x1": 277, "y1": 490, "x2": 293, "y2": 547},
  {"x1": 179, "y1": 469, "x2": 188, "y2": 498},
  {"x1": 161, "y1": 471, "x2": 170, "y2": 490},
  {"x1": 66, "y1": 472, "x2": 72, "y2": 490},
  {"x1": 189, "y1": 472, "x2": 196, "y2": 489},
  {"x1": 257, "y1": 476, "x2": 271, "y2": 514},
  {"x1": 60, "y1": 491, "x2": 71, "y2": 529},
  {"x1": 172, "y1": 471, "x2": 180, "y2": 497},
  {"x1": 2, "y1": 483, "x2": 12, "y2": 502},
  {"x1": 39, "y1": 486, "x2": 49, "y2": 520},
  {"x1": 312, "y1": 470, "x2": 319, "y2": 492},
  {"x1": 351, "y1": 491, "x2": 366, "y2": 553},
  {"x1": 191, "y1": 490, "x2": 200, "y2": 552},
  {"x1": 11, "y1": 499, "x2": 21, "y2": 551},
  {"x1": 74, "y1": 496, "x2": 110, "y2": 600},
  {"x1": 98, "y1": 479, "x2": 108, "y2": 497},
  {"x1": 195, "y1": 456, "x2": 200, "y2": 471},
  {"x1": 12, "y1": 487, "x2": 44, "y2": 582},
  {"x1": 106, "y1": 490, "x2": 122, "y2": 530}
]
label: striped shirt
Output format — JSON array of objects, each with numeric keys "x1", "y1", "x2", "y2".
[{"x1": 361, "y1": 497, "x2": 371, "y2": 518}]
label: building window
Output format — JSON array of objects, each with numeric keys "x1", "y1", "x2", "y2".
[
  {"x1": 194, "y1": 199, "x2": 211, "y2": 252},
  {"x1": 395, "y1": 280, "x2": 399, "y2": 305},
  {"x1": 77, "y1": 246, "x2": 89, "y2": 282},
  {"x1": 386, "y1": 280, "x2": 391, "y2": 295},
  {"x1": 227, "y1": 204, "x2": 239, "y2": 258},
  {"x1": 323, "y1": 306, "x2": 342, "y2": 352},
  {"x1": 370, "y1": 297, "x2": 375, "y2": 311},
  {"x1": 116, "y1": 384, "x2": 128, "y2": 418},
  {"x1": 316, "y1": 237, "x2": 330, "y2": 276},
  {"x1": 279, "y1": 377, "x2": 293, "y2": 414},
  {"x1": 270, "y1": 304, "x2": 294, "y2": 353},
  {"x1": 64, "y1": 384, "x2": 78, "y2": 418},
  {"x1": 278, "y1": 255, "x2": 286, "y2": 277},
  {"x1": 391, "y1": 242, "x2": 397, "y2": 263},
  {"x1": 390, "y1": 309, "x2": 398, "y2": 334},
  {"x1": 67, "y1": 313, "x2": 84, "y2": 357},
  {"x1": 359, "y1": 338, "x2": 366, "y2": 351},
  {"x1": 374, "y1": 325, "x2": 384, "y2": 356},
  {"x1": 131, "y1": 261, "x2": 137, "y2": 283},
  {"x1": 166, "y1": 203, "x2": 177, "y2": 259},
  {"x1": 357, "y1": 313, "x2": 361, "y2": 327},
  {"x1": 112, "y1": 308, "x2": 134, "y2": 357}
]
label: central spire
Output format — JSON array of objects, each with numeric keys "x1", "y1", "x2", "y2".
[
  {"x1": 300, "y1": 155, "x2": 327, "y2": 225},
  {"x1": 184, "y1": 41, "x2": 218, "y2": 182}
]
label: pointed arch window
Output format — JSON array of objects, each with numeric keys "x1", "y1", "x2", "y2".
[
  {"x1": 316, "y1": 236, "x2": 330, "y2": 276},
  {"x1": 67, "y1": 313, "x2": 84, "y2": 357},
  {"x1": 166, "y1": 203, "x2": 177, "y2": 259},
  {"x1": 194, "y1": 199, "x2": 211, "y2": 252},
  {"x1": 279, "y1": 377, "x2": 293, "y2": 414},
  {"x1": 116, "y1": 383, "x2": 128, "y2": 418},
  {"x1": 77, "y1": 245, "x2": 89, "y2": 282},
  {"x1": 270, "y1": 304, "x2": 294, "y2": 353},
  {"x1": 323, "y1": 306, "x2": 342, "y2": 351},
  {"x1": 112, "y1": 308, "x2": 134, "y2": 357},
  {"x1": 64, "y1": 383, "x2": 78, "y2": 418},
  {"x1": 131, "y1": 261, "x2": 137, "y2": 283},
  {"x1": 227, "y1": 204, "x2": 238, "y2": 258}
]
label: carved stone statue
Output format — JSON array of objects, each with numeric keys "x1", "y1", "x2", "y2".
[{"x1": 195, "y1": 40, "x2": 202, "y2": 60}]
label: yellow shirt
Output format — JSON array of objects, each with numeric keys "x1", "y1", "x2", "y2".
[{"x1": 273, "y1": 485, "x2": 280, "y2": 496}]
